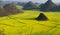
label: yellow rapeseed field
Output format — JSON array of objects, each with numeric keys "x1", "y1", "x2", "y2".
[{"x1": 0, "y1": 6, "x2": 60, "y2": 35}]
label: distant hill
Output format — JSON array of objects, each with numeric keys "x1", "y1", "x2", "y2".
[
  {"x1": 0, "y1": 1, "x2": 18, "y2": 6},
  {"x1": 17, "y1": 2, "x2": 27, "y2": 6},
  {"x1": 55, "y1": 3, "x2": 60, "y2": 5}
]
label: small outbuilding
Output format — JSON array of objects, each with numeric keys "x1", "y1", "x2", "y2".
[{"x1": 36, "y1": 13, "x2": 48, "y2": 21}]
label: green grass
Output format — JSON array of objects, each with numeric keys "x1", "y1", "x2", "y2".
[
  {"x1": 0, "y1": 6, "x2": 60, "y2": 35},
  {"x1": 16, "y1": 5, "x2": 23, "y2": 9}
]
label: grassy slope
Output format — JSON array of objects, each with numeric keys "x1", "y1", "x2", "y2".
[{"x1": 0, "y1": 6, "x2": 60, "y2": 35}]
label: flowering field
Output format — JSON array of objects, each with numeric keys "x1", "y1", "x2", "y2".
[{"x1": 0, "y1": 6, "x2": 60, "y2": 35}]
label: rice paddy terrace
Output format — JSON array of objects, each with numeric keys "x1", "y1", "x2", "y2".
[{"x1": 0, "y1": 6, "x2": 60, "y2": 35}]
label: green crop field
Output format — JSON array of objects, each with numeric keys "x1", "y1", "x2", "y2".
[{"x1": 0, "y1": 6, "x2": 60, "y2": 35}]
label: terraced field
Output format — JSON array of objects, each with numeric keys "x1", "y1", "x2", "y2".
[{"x1": 0, "y1": 6, "x2": 60, "y2": 35}]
